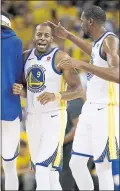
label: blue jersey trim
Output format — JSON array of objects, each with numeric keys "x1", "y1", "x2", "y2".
[
  {"x1": 35, "y1": 147, "x2": 58, "y2": 167},
  {"x1": 94, "y1": 138, "x2": 119, "y2": 163},
  {"x1": 24, "y1": 49, "x2": 33, "y2": 64},
  {"x1": 99, "y1": 42, "x2": 107, "y2": 61},
  {"x1": 114, "y1": 185, "x2": 120, "y2": 190},
  {"x1": 52, "y1": 48, "x2": 62, "y2": 75},
  {"x1": 35, "y1": 163, "x2": 63, "y2": 172},
  {"x1": 94, "y1": 159, "x2": 104, "y2": 163},
  {"x1": 93, "y1": 31, "x2": 108, "y2": 47},
  {"x1": 36, "y1": 163, "x2": 48, "y2": 167},
  {"x1": 94, "y1": 159, "x2": 119, "y2": 163},
  {"x1": 2, "y1": 152, "x2": 19, "y2": 161},
  {"x1": 52, "y1": 165, "x2": 63, "y2": 172},
  {"x1": 112, "y1": 159, "x2": 120, "y2": 176},
  {"x1": 71, "y1": 151, "x2": 93, "y2": 158},
  {"x1": 99, "y1": 33, "x2": 118, "y2": 61},
  {"x1": 34, "y1": 47, "x2": 56, "y2": 60}
]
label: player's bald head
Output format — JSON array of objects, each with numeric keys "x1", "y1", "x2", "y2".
[{"x1": 35, "y1": 23, "x2": 53, "y2": 35}]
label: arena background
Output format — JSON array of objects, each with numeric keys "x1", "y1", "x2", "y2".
[{"x1": 1, "y1": 0, "x2": 119, "y2": 190}]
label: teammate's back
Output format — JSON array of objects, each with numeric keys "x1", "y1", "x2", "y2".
[{"x1": 1, "y1": 25, "x2": 23, "y2": 120}]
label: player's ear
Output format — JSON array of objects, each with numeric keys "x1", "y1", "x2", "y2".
[{"x1": 89, "y1": 18, "x2": 93, "y2": 26}]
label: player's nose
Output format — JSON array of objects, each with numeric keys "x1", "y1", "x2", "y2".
[{"x1": 40, "y1": 34, "x2": 46, "y2": 40}]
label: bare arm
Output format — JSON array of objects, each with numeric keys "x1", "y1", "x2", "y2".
[
  {"x1": 60, "y1": 69, "x2": 84, "y2": 101},
  {"x1": 67, "y1": 32, "x2": 92, "y2": 56},
  {"x1": 59, "y1": 36, "x2": 119, "y2": 83},
  {"x1": 47, "y1": 21, "x2": 92, "y2": 55},
  {"x1": 56, "y1": 51, "x2": 84, "y2": 101},
  {"x1": 75, "y1": 36, "x2": 119, "y2": 83},
  {"x1": 37, "y1": 51, "x2": 84, "y2": 104},
  {"x1": 83, "y1": 36, "x2": 119, "y2": 83}
]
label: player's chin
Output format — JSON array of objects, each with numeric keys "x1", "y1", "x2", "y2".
[
  {"x1": 37, "y1": 45, "x2": 47, "y2": 52},
  {"x1": 37, "y1": 47, "x2": 46, "y2": 53}
]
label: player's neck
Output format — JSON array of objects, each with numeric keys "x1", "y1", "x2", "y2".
[
  {"x1": 35, "y1": 47, "x2": 52, "y2": 57},
  {"x1": 92, "y1": 26, "x2": 107, "y2": 41}
]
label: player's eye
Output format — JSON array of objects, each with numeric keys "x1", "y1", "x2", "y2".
[
  {"x1": 37, "y1": 33, "x2": 42, "y2": 37},
  {"x1": 45, "y1": 34, "x2": 50, "y2": 38}
]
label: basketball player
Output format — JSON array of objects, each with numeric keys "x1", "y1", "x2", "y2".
[
  {"x1": 1, "y1": 12, "x2": 23, "y2": 190},
  {"x1": 48, "y1": 6, "x2": 119, "y2": 190},
  {"x1": 12, "y1": 23, "x2": 84, "y2": 190}
]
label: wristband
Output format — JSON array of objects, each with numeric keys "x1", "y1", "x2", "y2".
[{"x1": 54, "y1": 92, "x2": 62, "y2": 100}]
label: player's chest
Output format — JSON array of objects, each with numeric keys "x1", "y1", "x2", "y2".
[{"x1": 25, "y1": 59, "x2": 59, "y2": 83}]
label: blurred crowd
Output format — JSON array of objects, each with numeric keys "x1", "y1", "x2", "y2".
[
  {"x1": 1, "y1": 0, "x2": 119, "y2": 52},
  {"x1": 1, "y1": 0, "x2": 119, "y2": 190}
]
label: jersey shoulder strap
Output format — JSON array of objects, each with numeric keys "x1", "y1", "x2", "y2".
[{"x1": 23, "y1": 49, "x2": 33, "y2": 65}]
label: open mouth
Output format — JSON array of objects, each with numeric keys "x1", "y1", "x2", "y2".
[{"x1": 38, "y1": 43, "x2": 47, "y2": 48}]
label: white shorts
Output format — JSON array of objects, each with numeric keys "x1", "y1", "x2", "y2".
[
  {"x1": 72, "y1": 102, "x2": 119, "y2": 162},
  {"x1": 1, "y1": 117, "x2": 20, "y2": 161},
  {"x1": 26, "y1": 110, "x2": 67, "y2": 170}
]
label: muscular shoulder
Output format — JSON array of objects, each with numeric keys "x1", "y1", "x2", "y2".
[
  {"x1": 23, "y1": 49, "x2": 32, "y2": 64},
  {"x1": 55, "y1": 50, "x2": 70, "y2": 64},
  {"x1": 23, "y1": 49, "x2": 31, "y2": 57},
  {"x1": 103, "y1": 35, "x2": 119, "y2": 54}
]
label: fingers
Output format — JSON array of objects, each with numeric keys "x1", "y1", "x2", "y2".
[
  {"x1": 37, "y1": 92, "x2": 49, "y2": 105},
  {"x1": 56, "y1": 63, "x2": 62, "y2": 71},
  {"x1": 47, "y1": 21, "x2": 63, "y2": 31},
  {"x1": 13, "y1": 83, "x2": 23, "y2": 88},
  {"x1": 37, "y1": 92, "x2": 46, "y2": 101},
  {"x1": 58, "y1": 58, "x2": 72, "y2": 70},
  {"x1": 47, "y1": 20, "x2": 57, "y2": 28},
  {"x1": 58, "y1": 22, "x2": 62, "y2": 28},
  {"x1": 12, "y1": 83, "x2": 23, "y2": 95},
  {"x1": 41, "y1": 99, "x2": 49, "y2": 105}
]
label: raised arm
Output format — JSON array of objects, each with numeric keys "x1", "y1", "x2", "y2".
[
  {"x1": 67, "y1": 31, "x2": 92, "y2": 56},
  {"x1": 75, "y1": 36, "x2": 119, "y2": 83},
  {"x1": 47, "y1": 21, "x2": 92, "y2": 56},
  {"x1": 59, "y1": 36, "x2": 119, "y2": 83}
]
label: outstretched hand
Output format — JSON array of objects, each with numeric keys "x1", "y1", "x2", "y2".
[
  {"x1": 46, "y1": 21, "x2": 69, "y2": 39},
  {"x1": 57, "y1": 57, "x2": 83, "y2": 71}
]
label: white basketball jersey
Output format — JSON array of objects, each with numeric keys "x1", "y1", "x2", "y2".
[
  {"x1": 86, "y1": 31, "x2": 119, "y2": 105},
  {"x1": 24, "y1": 47, "x2": 66, "y2": 113}
]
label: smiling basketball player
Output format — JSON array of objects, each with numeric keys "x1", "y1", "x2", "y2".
[{"x1": 12, "y1": 23, "x2": 84, "y2": 190}]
